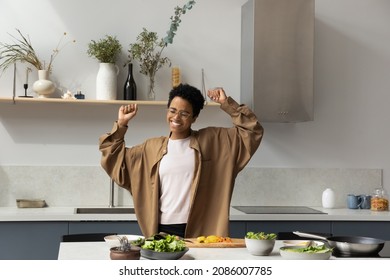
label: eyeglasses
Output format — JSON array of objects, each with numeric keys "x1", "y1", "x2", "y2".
[{"x1": 167, "y1": 108, "x2": 192, "y2": 120}]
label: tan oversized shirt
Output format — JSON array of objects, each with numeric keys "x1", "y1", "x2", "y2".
[{"x1": 99, "y1": 97, "x2": 263, "y2": 238}]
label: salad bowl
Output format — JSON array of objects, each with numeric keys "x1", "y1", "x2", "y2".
[
  {"x1": 141, "y1": 247, "x2": 189, "y2": 260},
  {"x1": 140, "y1": 233, "x2": 188, "y2": 260},
  {"x1": 279, "y1": 243, "x2": 332, "y2": 260}
]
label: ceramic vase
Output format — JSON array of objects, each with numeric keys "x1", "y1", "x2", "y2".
[
  {"x1": 96, "y1": 63, "x2": 119, "y2": 100},
  {"x1": 32, "y1": 70, "x2": 55, "y2": 98},
  {"x1": 322, "y1": 188, "x2": 336, "y2": 209}
]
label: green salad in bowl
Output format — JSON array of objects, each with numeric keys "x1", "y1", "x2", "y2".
[
  {"x1": 245, "y1": 231, "x2": 277, "y2": 256},
  {"x1": 140, "y1": 234, "x2": 188, "y2": 260},
  {"x1": 280, "y1": 243, "x2": 333, "y2": 260},
  {"x1": 245, "y1": 231, "x2": 277, "y2": 240}
]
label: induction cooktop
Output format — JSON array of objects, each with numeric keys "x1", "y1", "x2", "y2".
[{"x1": 232, "y1": 206, "x2": 327, "y2": 214}]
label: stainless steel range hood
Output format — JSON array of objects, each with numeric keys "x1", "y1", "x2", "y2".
[{"x1": 241, "y1": 0, "x2": 314, "y2": 122}]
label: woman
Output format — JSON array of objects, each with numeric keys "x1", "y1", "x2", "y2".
[{"x1": 99, "y1": 84, "x2": 263, "y2": 238}]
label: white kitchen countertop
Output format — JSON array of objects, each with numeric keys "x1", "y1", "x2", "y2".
[
  {"x1": 1, "y1": 206, "x2": 390, "y2": 222},
  {"x1": 57, "y1": 240, "x2": 374, "y2": 260}
]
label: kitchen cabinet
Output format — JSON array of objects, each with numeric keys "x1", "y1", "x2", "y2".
[
  {"x1": 229, "y1": 221, "x2": 247, "y2": 237},
  {"x1": 0, "y1": 221, "x2": 141, "y2": 260},
  {"x1": 241, "y1": 0, "x2": 314, "y2": 122},
  {"x1": 239, "y1": 221, "x2": 390, "y2": 240},
  {"x1": 332, "y1": 221, "x2": 390, "y2": 240},
  {"x1": 244, "y1": 221, "x2": 332, "y2": 238},
  {"x1": 0, "y1": 221, "x2": 68, "y2": 260},
  {"x1": 68, "y1": 221, "x2": 142, "y2": 235}
]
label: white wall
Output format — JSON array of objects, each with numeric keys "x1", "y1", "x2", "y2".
[{"x1": 1, "y1": 0, "x2": 390, "y2": 191}]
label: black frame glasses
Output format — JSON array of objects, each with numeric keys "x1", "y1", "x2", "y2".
[{"x1": 167, "y1": 108, "x2": 192, "y2": 120}]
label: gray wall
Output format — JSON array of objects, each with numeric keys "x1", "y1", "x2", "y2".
[{"x1": 1, "y1": 0, "x2": 390, "y2": 198}]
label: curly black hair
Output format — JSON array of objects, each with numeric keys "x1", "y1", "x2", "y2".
[{"x1": 167, "y1": 84, "x2": 205, "y2": 117}]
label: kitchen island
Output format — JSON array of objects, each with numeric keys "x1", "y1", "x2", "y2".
[
  {"x1": 58, "y1": 240, "x2": 389, "y2": 260},
  {"x1": 59, "y1": 240, "x2": 284, "y2": 260}
]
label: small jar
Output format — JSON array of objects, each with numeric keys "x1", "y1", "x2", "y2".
[
  {"x1": 172, "y1": 66, "x2": 181, "y2": 88},
  {"x1": 371, "y1": 188, "x2": 389, "y2": 211}
]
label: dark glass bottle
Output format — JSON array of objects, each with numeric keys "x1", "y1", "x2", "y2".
[{"x1": 124, "y1": 63, "x2": 137, "y2": 100}]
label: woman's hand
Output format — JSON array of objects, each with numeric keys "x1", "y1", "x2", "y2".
[
  {"x1": 207, "y1": 87, "x2": 227, "y2": 104},
  {"x1": 118, "y1": 104, "x2": 138, "y2": 127}
]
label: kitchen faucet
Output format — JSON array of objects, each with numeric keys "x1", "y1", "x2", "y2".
[{"x1": 109, "y1": 179, "x2": 115, "y2": 208}]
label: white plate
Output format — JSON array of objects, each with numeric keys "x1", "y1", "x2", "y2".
[
  {"x1": 104, "y1": 234, "x2": 144, "y2": 248},
  {"x1": 279, "y1": 246, "x2": 331, "y2": 260}
]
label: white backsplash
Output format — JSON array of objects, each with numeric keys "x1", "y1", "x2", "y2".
[
  {"x1": 0, "y1": 166, "x2": 133, "y2": 207},
  {"x1": 232, "y1": 168, "x2": 382, "y2": 208},
  {"x1": 0, "y1": 166, "x2": 382, "y2": 208}
]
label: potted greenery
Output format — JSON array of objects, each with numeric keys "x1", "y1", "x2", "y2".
[
  {"x1": 87, "y1": 35, "x2": 122, "y2": 64},
  {"x1": 127, "y1": 0, "x2": 196, "y2": 100},
  {"x1": 87, "y1": 35, "x2": 122, "y2": 100},
  {"x1": 109, "y1": 236, "x2": 141, "y2": 260}
]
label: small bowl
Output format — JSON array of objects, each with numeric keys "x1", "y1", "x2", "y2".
[
  {"x1": 110, "y1": 246, "x2": 141, "y2": 260},
  {"x1": 245, "y1": 238, "x2": 275, "y2": 256},
  {"x1": 104, "y1": 234, "x2": 143, "y2": 248}
]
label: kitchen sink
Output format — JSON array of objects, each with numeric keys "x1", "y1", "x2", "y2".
[
  {"x1": 75, "y1": 207, "x2": 135, "y2": 214},
  {"x1": 232, "y1": 206, "x2": 326, "y2": 214}
]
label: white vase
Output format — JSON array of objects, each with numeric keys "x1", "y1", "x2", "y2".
[
  {"x1": 96, "y1": 63, "x2": 119, "y2": 100},
  {"x1": 322, "y1": 188, "x2": 336, "y2": 209},
  {"x1": 32, "y1": 70, "x2": 55, "y2": 98}
]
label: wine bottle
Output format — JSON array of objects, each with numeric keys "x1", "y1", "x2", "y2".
[{"x1": 124, "y1": 63, "x2": 137, "y2": 100}]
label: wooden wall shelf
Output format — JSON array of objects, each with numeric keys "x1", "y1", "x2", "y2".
[{"x1": 0, "y1": 97, "x2": 219, "y2": 106}]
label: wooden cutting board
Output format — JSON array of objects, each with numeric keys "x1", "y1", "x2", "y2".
[{"x1": 185, "y1": 238, "x2": 246, "y2": 248}]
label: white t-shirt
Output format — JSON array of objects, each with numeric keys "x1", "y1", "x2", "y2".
[{"x1": 158, "y1": 137, "x2": 194, "y2": 224}]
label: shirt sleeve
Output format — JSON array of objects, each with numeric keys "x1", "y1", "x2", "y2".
[
  {"x1": 99, "y1": 121, "x2": 131, "y2": 190},
  {"x1": 220, "y1": 96, "x2": 264, "y2": 171}
]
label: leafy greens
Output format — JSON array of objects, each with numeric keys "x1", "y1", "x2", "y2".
[
  {"x1": 142, "y1": 234, "x2": 186, "y2": 252},
  {"x1": 282, "y1": 244, "x2": 332, "y2": 253},
  {"x1": 245, "y1": 231, "x2": 277, "y2": 240}
]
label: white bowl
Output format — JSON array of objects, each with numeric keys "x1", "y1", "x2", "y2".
[
  {"x1": 279, "y1": 246, "x2": 331, "y2": 260},
  {"x1": 141, "y1": 247, "x2": 189, "y2": 260},
  {"x1": 245, "y1": 238, "x2": 275, "y2": 256},
  {"x1": 104, "y1": 234, "x2": 143, "y2": 248},
  {"x1": 283, "y1": 240, "x2": 312, "y2": 247}
]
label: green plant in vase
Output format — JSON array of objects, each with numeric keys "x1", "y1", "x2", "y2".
[
  {"x1": 127, "y1": 0, "x2": 196, "y2": 100},
  {"x1": 87, "y1": 35, "x2": 122, "y2": 64},
  {"x1": 87, "y1": 35, "x2": 122, "y2": 100}
]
